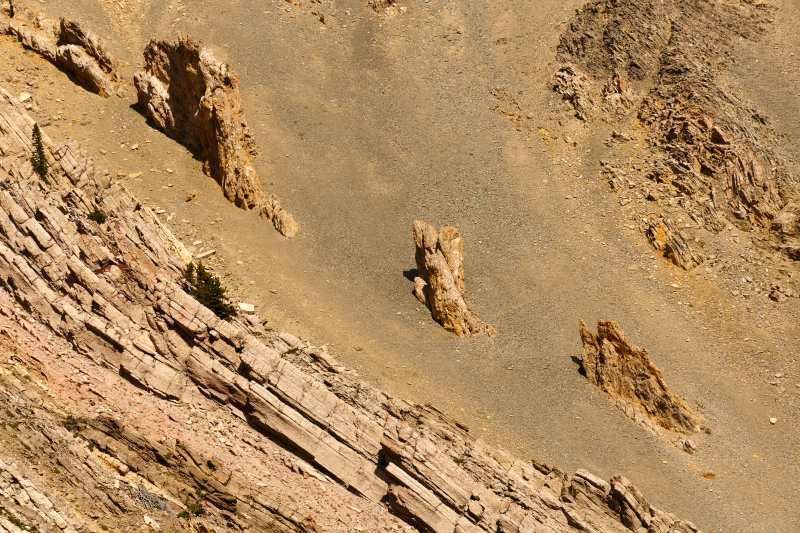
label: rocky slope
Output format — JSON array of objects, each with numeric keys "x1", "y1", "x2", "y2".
[
  {"x1": 0, "y1": 84, "x2": 706, "y2": 532},
  {"x1": 0, "y1": 0, "x2": 798, "y2": 530},
  {"x1": 555, "y1": 0, "x2": 800, "y2": 267}
]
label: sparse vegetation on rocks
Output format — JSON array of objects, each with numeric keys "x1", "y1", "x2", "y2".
[
  {"x1": 87, "y1": 204, "x2": 107, "y2": 224},
  {"x1": 30, "y1": 123, "x2": 48, "y2": 183},
  {"x1": 184, "y1": 261, "x2": 237, "y2": 321}
]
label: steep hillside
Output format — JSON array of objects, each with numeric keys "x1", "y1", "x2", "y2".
[{"x1": 1, "y1": 0, "x2": 799, "y2": 531}]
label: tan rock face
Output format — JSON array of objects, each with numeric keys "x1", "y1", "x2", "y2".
[
  {"x1": 579, "y1": 319, "x2": 702, "y2": 439},
  {"x1": 134, "y1": 36, "x2": 297, "y2": 237},
  {"x1": 0, "y1": 5, "x2": 122, "y2": 96},
  {"x1": 412, "y1": 220, "x2": 496, "y2": 338},
  {"x1": 134, "y1": 36, "x2": 263, "y2": 210}
]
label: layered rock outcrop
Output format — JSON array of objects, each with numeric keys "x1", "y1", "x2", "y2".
[
  {"x1": 0, "y1": 1, "x2": 123, "y2": 96},
  {"x1": 643, "y1": 219, "x2": 704, "y2": 271},
  {"x1": 133, "y1": 35, "x2": 298, "y2": 237},
  {"x1": 579, "y1": 319, "x2": 703, "y2": 451},
  {"x1": 412, "y1": 220, "x2": 497, "y2": 338},
  {"x1": 0, "y1": 88, "x2": 703, "y2": 532},
  {"x1": 555, "y1": 0, "x2": 799, "y2": 265}
]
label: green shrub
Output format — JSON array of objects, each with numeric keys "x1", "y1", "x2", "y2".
[
  {"x1": 31, "y1": 124, "x2": 49, "y2": 185},
  {"x1": 184, "y1": 261, "x2": 237, "y2": 321},
  {"x1": 87, "y1": 205, "x2": 107, "y2": 224},
  {"x1": 177, "y1": 499, "x2": 205, "y2": 519}
]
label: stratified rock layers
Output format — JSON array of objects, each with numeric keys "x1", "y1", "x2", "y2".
[
  {"x1": 579, "y1": 319, "x2": 702, "y2": 437},
  {"x1": 412, "y1": 220, "x2": 497, "y2": 338},
  {"x1": 0, "y1": 88, "x2": 702, "y2": 532},
  {"x1": 133, "y1": 35, "x2": 297, "y2": 236}
]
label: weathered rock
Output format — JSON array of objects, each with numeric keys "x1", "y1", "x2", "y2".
[
  {"x1": 56, "y1": 44, "x2": 116, "y2": 96},
  {"x1": 643, "y1": 219, "x2": 703, "y2": 270},
  {"x1": 260, "y1": 193, "x2": 299, "y2": 238},
  {"x1": 58, "y1": 17, "x2": 120, "y2": 81},
  {"x1": 771, "y1": 203, "x2": 800, "y2": 260},
  {"x1": 134, "y1": 35, "x2": 296, "y2": 236},
  {"x1": 554, "y1": 64, "x2": 595, "y2": 121},
  {"x1": 368, "y1": 0, "x2": 399, "y2": 12},
  {"x1": 0, "y1": 4, "x2": 121, "y2": 96},
  {"x1": 556, "y1": 0, "x2": 799, "y2": 260},
  {"x1": 412, "y1": 220, "x2": 496, "y2": 338},
  {"x1": 579, "y1": 319, "x2": 702, "y2": 439},
  {"x1": 134, "y1": 36, "x2": 262, "y2": 208}
]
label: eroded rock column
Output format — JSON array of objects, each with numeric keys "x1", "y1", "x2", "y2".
[{"x1": 412, "y1": 220, "x2": 496, "y2": 338}]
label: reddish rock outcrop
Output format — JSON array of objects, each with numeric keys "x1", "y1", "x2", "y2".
[
  {"x1": 579, "y1": 319, "x2": 703, "y2": 448},
  {"x1": 0, "y1": 88, "x2": 704, "y2": 532},
  {"x1": 412, "y1": 220, "x2": 496, "y2": 338},
  {"x1": 0, "y1": 2, "x2": 123, "y2": 96},
  {"x1": 133, "y1": 35, "x2": 298, "y2": 237}
]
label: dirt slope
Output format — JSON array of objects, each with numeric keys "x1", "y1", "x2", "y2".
[{"x1": 2, "y1": 0, "x2": 800, "y2": 531}]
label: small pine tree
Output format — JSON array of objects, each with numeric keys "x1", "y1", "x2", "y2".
[
  {"x1": 31, "y1": 124, "x2": 49, "y2": 184},
  {"x1": 184, "y1": 261, "x2": 238, "y2": 321}
]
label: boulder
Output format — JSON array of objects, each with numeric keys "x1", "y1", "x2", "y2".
[
  {"x1": 412, "y1": 220, "x2": 496, "y2": 338},
  {"x1": 579, "y1": 319, "x2": 702, "y2": 437}
]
